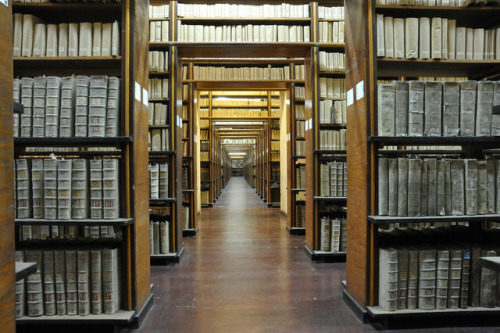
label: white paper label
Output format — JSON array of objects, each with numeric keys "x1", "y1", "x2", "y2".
[
  {"x1": 142, "y1": 88, "x2": 148, "y2": 106},
  {"x1": 194, "y1": 134, "x2": 197, "y2": 143},
  {"x1": 347, "y1": 88, "x2": 354, "y2": 106},
  {"x1": 305, "y1": 120, "x2": 309, "y2": 131},
  {"x1": 356, "y1": 80, "x2": 364, "y2": 101},
  {"x1": 134, "y1": 82, "x2": 141, "y2": 102},
  {"x1": 0, "y1": 0, "x2": 8, "y2": 6},
  {"x1": 308, "y1": 119, "x2": 313, "y2": 131}
]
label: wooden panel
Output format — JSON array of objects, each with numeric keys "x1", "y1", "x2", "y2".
[
  {"x1": 0, "y1": 1, "x2": 16, "y2": 332},
  {"x1": 304, "y1": 50, "x2": 315, "y2": 250},
  {"x1": 345, "y1": 0, "x2": 371, "y2": 308},
  {"x1": 130, "y1": 0, "x2": 151, "y2": 312},
  {"x1": 176, "y1": 42, "x2": 314, "y2": 58},
  {"x1": 174, "y1": 47, "x2": 185, "y2": 254}
]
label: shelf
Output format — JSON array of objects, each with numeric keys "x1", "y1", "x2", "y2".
[
  {"x1": 149, "y1": 198, "x2": 177, "y2": 203},
  {"x1": 16, "y1": 310, "x2": 135, "y2": 325},
  {"x1": 292, "y1": 188, "x2": 306, "y2": 192},
  {"x1": 149, "y1": 150, "x2": 176, "y2": 156},
  {"x1": 319, "y1": 123, "x2": 347, "y2": 129},
  {"x1": 378, "y1": 149, "x2": 464, "y2": 155},
  {"x1": 367, "y1": 214, "x2": 500, "y2": 225},
  {"x1": 148, "y1": 124, "x2": 170, "y2": 129},
  {"x1": 292, "y1": 155, "x2": 306, "y2": 159},
  {"x1": 15, "y1": 218, "x2": 134, "y2": 226},
  {"x1": 479, "y1": 257, "x2": 500, "y2": 273},
  {"x1": 286, "y1": 226, "x2": 305, "y2": 236},
  {"x1": 314, "y1": 150, "x2": 347, "y2": 154},
  {"x1": 368, "y1": 136, "x2": 500, "y2": 146},
  {"x1": 178, "y1": 17, "x2": 312, "y2": 24},
  {"x1": 304, "y1": 245, "x2": 346, "y2": 262},
  {"x1": 15, "y1": 150, "x2": 124, "y2": 157},
  {"x1": 14, "y1": 136, "x2": 132, "y2": 147},
  {"x1": 149, "y1": 98, "x2": 169, "y2": 102},
  {"x1": 12, "y1": 3, "x2": 122, "y2": 21},
  {"x1": 149, "y1": 71, "x2": 170, "y2": 77},
  {"x1": 184, "y1": 58, "x2": 305, "y2": 65},
  {"x1": 150, "y1": 247, "x2": 184, "y2": 265},
  {"x1": 187, "y1": 79, "x2": 294, "y2": 90},
  {"x1": 313, "y1": 196, "x2": 347, "y2": 203},
  {"x1": 15, "y1": 262, "x2": 37, "y2": 282},
  {"x1": 377, "y1": 58, "x2": 500, "y2": 80},
  {"x1": 317, "y1": 43, "x2": 346, "y2": 50},
  {"x1": 13, "y1": 57, "x2": 122, "y2": 76},
  {"x1": 367, "y1": 305, "x2": 500, "y2": 319}
]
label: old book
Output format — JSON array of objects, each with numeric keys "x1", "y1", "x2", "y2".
[
  {"x1": 406, "y1": 18, "x2": 419, "y2": 59},
  {"x1": 394, "y1": 18, "x2": 405, "y2": 58},
  {"x1": 408, "y1": 81, "x2": 425, "y2": 136},
  {"x1": 397, "y1": 249, "x2": 409, "y2": 309},
  {"x1": 89, "y1": 75, "x2": 107, "y2": 137},
  {"x1": 377, "y1": 14, "x2": 385, "y2": 57},
  {"x1": 150, "y1": 163, "x2": 159, "y2": 199},
  {"x1": 42, "y1": 250, "x2": 56, "y2": 316},
  {"x1": 420, "y1": 160, "x2": 428, "y2": 217},
  {"x1": 460, "y1": 81, "x2": 477, "y2": 137},
  {"x1": 378, "y1": 158, "x2": 389, "y2": 215},
  {"x1": 441, "y1": 18, "x2": 448, "y2": 60},
  {"x1": 25, "y1": 250, "x2": 44, "y2": 317},
  {"x1": 442, "y1": 82, "x2": 460, "y2": 136},
  {"x1": 13, "y1": 78, "x2": 20, "y2": 137},
  {"x1": 68, "y1": 22, "x2": 79, "y2": 57},
  {"x1": 394, "y1": 81, "x2": 409, "y2": 136},
  {"x1": 320, "y1": 163, "x2": 330, "y2": 197},
  {"x1": 54, "y1": 250, "x2": 66, "y2": 315},
  {"x1": 57, "y1": 159, "x2": 72, "y2": 219},
  {"x1": 65, "y1": 250, "x2": 78, "y2": 315},
  {"x1": 101, "y1": 23, "x2": 112, "y2": 56},
  {"x1": 408, "y1": 159, "x2": 422, "y2": 217},
  {"x1": 75, "y1": 75, "x2": 90, "y2": 137},
  {"x1": 32, "y1": 76, "x2": 47, "y2": 138},
  {"x1": 58, "y1": 23, "x2": 69, "y2": 57},
  {"x1": 22, "y1": 14, "x2": 39, "y2": 57},
  {"x1": 407, "y1": 248, "x2": 419, "y2": 309},
  {"x1": 79, "y1": 22, "x2": 92, "y2": 57},
  {"x1": 13, "y1": 13, "x2": 23, "y2": 57},
  {"x1": 418, "y1": 248, "x2": 436, "y2": 310},
  {"x1": 90, "y1": 249, "x2": 102, "y2": 314},
  {"x1": 320, "y1": 218, "x2": 331, "y2": 252},
  {"x1": 460, "y1": 248, "x2": 471, "y2": 308},
  {"x1": 16, "y1": 159, "x2": 31, "y2": 219},
  {"x1": 45, "y1": 76, "x2": 61, "y2": 137},
  {"x1": 419, "y1": 17, "x2": 431, "y2": 59},
  {"x1": 455, "y1": 26, "x2": 466, "y2": 60},
  {"x1": 92, "y1": 22, "x2": 102, "y2": 56},
  {"x1": 44, "y1": 159, "x2": 58, "y2": 220},
  {"x1": 447, "y1": 249, "x2": 462, "y2": 309},
  {"x1": 160, "y1": 221, "x2": 170, "y2": 254},
  {"x1": 397, "y1": 158, "x2": 408, "y2": 216},
  {"x1": 111, "y1": 21, "x2": 120, "y2": 56},
  {"x1": 103, "y1": 159, "x2": 120, "y2": 219},
  {"x1": 475, "y1": 81, "x2": 493, "y2": 136},
  {"x1": 431, "y1": 17, "x2": 442, "y2": 59},
  {"x1": 388, "y1": 158, "x2": 399, "y2": 216},
  {"x1": 435, "y1": 249, "x2": 450, "y2": 309},
  {"x1": 480, "y1": 250, "x2": 497, "y2": 308},
  {"x1": 450, "y1": 159, "x2": 465, "y2": 215},
  {"x1": 106, "y1": 77, "x2": 120, "y2": 137},
  {"x1": 493, "y1": 82, "x2": 500, "y2": 136},
  {"x1": 90, "y1": 159, "x2": 103, "y2": 219},
  {"x1": 379, "y1": 247, "x2": 398, "y2": 311},
  {"x1": 330, "y1": 218, "x2": 341, "y2": 252},
  {"x1": 466, "y1": 27, "x2": 474, "y2": 60},
  {"x1": 473, "y1": 28, "x2": 485, "y2": 60},
  {"x1": 378, "y1": 83, "x2": 395, "y2": 136},
  {"x1": 159, "y1": 162, "x2": 169, "y2": 199},
  {"x1": 102, "y1": 248, "x2": 121, "y2": 313},
  {"x1": 31, "y1": 159, "x2": 44, "y2": 219},
  {"x1": 444, "y1": 160, "x2": 452, "y2": 215},
  {"x1": 424, "y1": 81, "x2": 443, "y2": 136},
  {"x1": 384, "y1": 16, "x2": 394, "y2": 58},
  {"x1": 469, "y1": 246, "x2": 481, "y2": 307},
  {"x1": 447, "y1": 19, "x2": 456, "y2": 59},
  {"x1": 487, "y1": 160, "x2": 495, "y2": 213},
  {"x1": 20, "y1": 77, "x2": 33, "y2": 137},
  {"x1": 77, "y1": 250, "x2": 90, "y2": 315},
  {"x1": 46, "y1": 24, "x2": 58, "y2": 57},
  {"x1": 426, "y1": 158, "x2": 437, "y2": 216},
  {"x1": 60, "y1": 76, "x2": 76, "y2": 137},
  {"x1": 15, "y1": 251, "x2": 25, "y2": 317},
  {"x1": 71, "y1": 159, "x2": 88, "y2": 219},
  {"x1": 436, "y1": 160, "x2": 446, "y2": 216},
  {"x1": 477, "y1": 161, "x2": 487, "y2": 215},
  {"x1": 464, "y1": 159, "x2": 478, "y2": 215}
]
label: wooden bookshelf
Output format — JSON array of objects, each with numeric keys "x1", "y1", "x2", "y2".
[
  {"x1": 11, "y1": 1, "x2": 153, "y2": 329},
  {"x1": 344, "y1": 0, "x2": 500, "y2": 327}
]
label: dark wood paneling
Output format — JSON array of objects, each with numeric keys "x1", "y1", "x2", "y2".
[
  {"x1": 0, "y1": 1, "x2": 16, "y2": 331},
  {"x1": 304, "y1": 50, "x2": 315, "y2": 250}
]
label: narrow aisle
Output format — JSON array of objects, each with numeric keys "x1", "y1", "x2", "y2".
[{"x1": 125, "y1": 177, "x2": 362, "y2": 333}]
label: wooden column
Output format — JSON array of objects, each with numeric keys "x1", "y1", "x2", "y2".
[
  {"x1": 304, "y1": 47, "x2": 315, "y2": 251},
  {"x1": 0, "y1": 1, "x2": 16, "y2": 331}
]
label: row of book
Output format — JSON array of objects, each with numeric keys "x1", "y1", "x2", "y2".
[
  {"x1": 296, "y1": 164, "x2": 306, "y2": 189},
  {"x1": 318, "y1": 21, "x2": 345, "y2": 44},
  {"x1": 319, "y1": 100, "x2": 347, "y2": 125},
  {"x1": 149, "y1": 51, "x2": 169, "y2": 73},
  {"x1": 319, "y1": 78, "x2": 346, "y2": 99},
  {"x1": 377, "y1": 80, "x2": 500, "y2": 137},
  {"x1": 318, "y1": 6, "x2": 344, "y2": 20},
  {"x1": 177, "y1": 3, "x2": 310, "y2": 18},
  {"x1": 319, "y1": 51, "x2": 346, "y2": 72},
  {"x1": 376, "y1": 0, "x2": 499, "y2": 6},
  {"x1": 271, "y1": 128, "x2": 280, "y2": 141},
  {"x1": 148, "y1": 103, "x2": 169, "y2": 126},
  {"x1": 150, "y1": 221, "x2": 170, "y2": 255},
  {"x1": 319, "y1": 129, "x2": 347, "y2": 151},
  {"x1": 378, "y1": 157, "x2": 500, "y2": 217},
  {"x1": 200, "y1": 129, "x2": 209, "y2": 140},
  {"x1": 149, "y1": 78, "x2": 169, "y2": 100},
  {"x1": 13, "y1": 75, "x2": 120, "y2": 138},
  {"x1": 149, "y1": 163, "x2": 169, "y2": 200},
  {"x1": 296, "y1": 204, "x2": 306, "y2": 228},
  {"x1": 271, "y1": 141, "x2": 280, "y2": 152},
  {"x1": 377, "y1": 14, "x2": 500, "y2": 60},
  {"x1": 200, "y1": 152, "x2": 210, "y2": 162},
  {"x1": 295, "y1": 86, "x2": 306, "y2": 100},
  {"x1": 19, "y1": 225, "x2": 120, "y2": 242},
  {"x1": 271, "y1": 152, "x2": 280, "y2": 163},
  {"x1": 149, "y1": 128, "x2": 170, "y2": 152},
  {"x1": 320, "y1": 161, "x2": 348, "y2": 198},
  {"x1": 320, "y1": 217, "x2": 348, "y2": 253},
  {"x1": 379, "y1": 243, "x2": 499, "y2": 312},
  {"x1": 192, "y1": 65, "x2": 292, "y2": 80},
  {"x1": 211, "y1": 109, "x2": 272, "y2": 118},
  {"x1": 13, "y1": 14, "x2": 120, "y2": 58},
  {"x1": 149, "y1": 20, "x2": 169, "y2": 42},
  {"x1": 296, "y1": 141, "x2": 306, "y2": 156},
  {"x1": 296, "y1": 120, "x2": 305, "y2": 138},
  {"x1": 15, "y1": 248, "x2": 120, "y2": 317},
  {"x1": 149, "y1": 4, "x2": 170, "y2": 19},
  {"x1": 15, "y1": 158, "x2": 120, "y2": 220},
  {"x1": 295, "y1": 104, "x2": 306, "y2": 120},
  {"x1": 178, "y1": 24, "x2": 311, "y2": 43}
]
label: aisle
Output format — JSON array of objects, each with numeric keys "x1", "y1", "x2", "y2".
[{"x1": 125, "y1": 177, "x2": 358, "y2": 332}]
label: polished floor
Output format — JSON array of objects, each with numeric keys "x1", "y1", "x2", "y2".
[{"x1": 123, "y1": 177, "x2": 498, "y2": 333}]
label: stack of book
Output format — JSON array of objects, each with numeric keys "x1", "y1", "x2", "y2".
[
  {"x1": 320, "y1": 161, "x2": 347, "y2": 197},
  {"x1": 320, "y1": 217, "x2": 347, "y2": 253}
]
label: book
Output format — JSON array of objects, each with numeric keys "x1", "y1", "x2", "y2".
[
  {"x1": 57, "y1": 159, "x2": 72, "y2": 219},
  {"x1": 58, "y1": 23, "x2": 69, "y2": 57},
  {"x1": 54, "y1": 250, "x2": 66, "y2": 315},
  {"x1": 42, "y1": 250, "x2": 56, "y2": 315},
  {"x1": 71, "y1": 159, "x2": 88, "y2": 219},
  {"x1": 160, "y1": 221, "x2": 170, "y2": 254},
  {"x1": 424, "y1": 81, "x2": 442, "y2": 136},
  {"x1": 320, "y1": 218, "x2": 331, "y2": 252},
  {"x1": 460, "y1": 81, "x2": 477, "y2": 137},
  {"x1": 15, "y1": 251, "x2": 25, "y2": 318},
  {"x1": 32, "y1": 76, "x2": 47, "y2": 138},
  {"x1": 464, "y1": 159, "x2": 478, "y2": 215},
  {"x1": 16, "y1": 159, "x2": 31, "y2": 219},
  {"x1": 60, "y1": 76, "x2": 76, "y2": 137},
  {"x1": 379, "y1": 247, "x2": 398, "y2": 311},
  {"x1": 378, "y1": 83, "x2": 395, "y2": 136},
  {"x1": 475, "y1": 81, "x2": 494, "y2": 136},
  {"x1": 65, "y1": 250, "x2": 78, "y2": 315},
  {"x1": 22, "y1": 14, "x2": 40, "y2": 57},
  {"x1": 90, "y1": 249, "x2": 103, "y2": 314},
  {"x1": 106, "y1": 77, "x2": 120, "y2": 137},
  {"x1": 480, "y1": 250, "x2": 497, "y2": 308},
  {"x1": 431, "y1": 17, "x2": 442, "y2": 59},
  {"x1": 102, "y1": 248, "x2": 121, "y2": 313},
  {"x1": 89, "y1": 75, "x2": 108, "y2": 137},
  {"x1": 447, "y1": 249, "x2": 462, "y2": 309},
  {"x1": 330, "y1": 218, "x2": 341, "y2": 253},
  {"x1": 43, "y1": 159, "x2": 58, "y2": 220},
  {"x1": 436, "y1": 160, "x2": 446, "y2": 216},
  {"x1": 46, "y1": 76, "x2": 62, "y2": 137},
  {"x1": 92, "y1": 22, "x2": 102, "y2": 56},
  {"x1": 408, "y1": 81, "x2": 424, "y2": 136},
  {"x1": 408, "y1": 159, "x2": 422, "y2": 216},
  {"x1": 469, "y1": 246, "x2": 481, "y2": 307},
  {"x1": 68, "y1": 22, "x2": 79, "y2": 57},
  {"x1": 394, "y1": 81, "x2": 409, "y2": 136},
  {"x1": 388, "y1": 159, "x2": 398, "y2": 216},
  {"x1": 384, "y1": 16, "x2": 394, "y2": 58},
  {"x1": 420, "y1": 159, "x2": 428, "y2": 217},
  {"x1": 77, "y1": 250, "x2": 90, "y2": 315},
  {"x1": 90, "y1": 159, "x2": 103, "y2": 219},
  {"x1": 111, "y1": 21, "x2": 120, "y2": 56},
  {"x1": 25, "y1": 250, "x2": 44, "y2": 317},
  {"x1": 450, "y1": 159, "x2": 465, "y2": 215},
  {"x1": 101, "y1": 23, "x2": 112, "y2": 56},
  {"x1": 13, "y1": 13, "x2": 23, "y2": 57},
  {"x1": 20, "y1": 77, "x2": 33, "y2": 137},
  {"x1": 46, "y1": 24, "x2": 58, "y2": 57},
  {"x1": 150, "y1": 163, "x2": 159, "y2": 199},
  {"x1": 31, "y1": 159, "x2": 44, "y2": 219},
  {"x1": 79, "y1": 22, "x2": 92, "y2": 57},
  {"x1": 435, "y1": 249, "x2": 449, "y2": 309},
  {"x1": 477, "y1": 161, "x2": 487, "y2": 215},
  {"x1": 418, "y1": 248, "x2": 436, "y2": 310},
  {"x1": 426, "y1": 158, "x2": 437, "y2": 216},
  {"x1": 75, "y1": 76, "x2": 90, "y2": 137},
  {"x1": 419, "y1": 17, "x2": 431, "y2": 59},
  {"x1": 397, "y1": 249, "x2": 409, "y2": 309},
  {"x1": 442, "y1": 82, "x2": 460, "y2": 136},
  {"x1": 397, "y1": 158, "x2": 408, "y2": 216}
]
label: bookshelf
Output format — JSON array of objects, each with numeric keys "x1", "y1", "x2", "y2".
[
  {"x1": 148, "y1": 2, "x2": 186, "y2": 261},
  {"x1": 344, "y1": 0, "x2": 500, "y2": 327},
  {"x1": 11, "y1": 0, "x2": 153, "y2": 329}
]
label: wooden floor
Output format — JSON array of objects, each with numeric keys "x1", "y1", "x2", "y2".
[{"x1": 123, "y1": 177, "x2": 497, "y2": 333}]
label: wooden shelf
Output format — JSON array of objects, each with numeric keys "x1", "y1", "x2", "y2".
[
  {"x1": 314, "y1": 149, "x2": 347, "y2": 154},
  {"x1": 149, "y1": 198, "x2": 177, "y2": 203},
  {"x1": 149, "y1": 71, "x2": 170, "y2": 77},
  {"x1": 175, "y1": 42, "x2": 314, "y2": 58},
  {"x1": 367, "y1": 305, "x2": 500, "y2": 319},
  {"x1": 15, "y1": 218, "x2": 134, "y2": 226},
  {"x1": 16, "y1": 310, "x2": 135, "y2": 325},
  {"x1": 367, "y1": 214, "x2": 500, "y2": 225},
  {"x1": 313, "y1": 196, "x2": 347, "y2": 203},
  {"x1": 369, "y1": 136, "x2": 500, "y2": 145},
  {"x1": 149, "y1": 150, "x2": 176, "y2": 156},
  {"x1": 178, "y1": 17, "x2": 312, "y2": 24},
  {"x1": 12, "y1": 3, "x2": 122, "y2": 21},
  {"x1": 149, "y1": 98, "x2": 170, "y2": 102},
  {"x1": 317, "y1": 42, "x2": 346, "y2": 50},
  {"x1": 14, "y1": 57, "x2": 122, "y2": 76},
  {"x1": 14, "y1": 137, "x2": 132, "y2": 147}
]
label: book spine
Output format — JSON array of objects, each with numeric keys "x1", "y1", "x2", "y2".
[
  {"x1": 106, "y1": 77, "x2": 120, "y2": 137},
  {"x1": 65, "y1": 250, "x2": 78, "y2": 315},
  {"x1": 57, "y1": 159, "x2": 72, "y2": 220},
  {"x1": 77, "y1": 250, "x2": 90, "y2": 315},
  {"x1": 90, "y1": 159, "x2": 103, "y2": 219},
  {"x1": 89, "y1": 75, "x2": 108, "y2": 137},
  {"x1": 43, "y1": 159, "x2": 58, "y2": 220},
  {"x1": 32, "y1": 77, "x2": 47, "y2": 138},
  {"x1": 42, "y1": 250, "x2": 56, "y2": 315},
  {"x1": 75, "y1": 76, "x2": 90, "y2": 137},
  {"x1": 72, "y1": 159, "x2": 89, "y2": 219},
  {"x1": 45, "y1": 76, "x2": 61, "y2": 137},
  {"x1": 102, "y1": 248, "x2": 121, "y2": 313},
  {"x1": 25, "y1": 250, "x2": 44, "y2": 317},
  {"x1": 102, "y1": 159, "x2": 120, "y2": 219},
  {"x1": 90, "y1": 249, "x2": 103, "y2": 314},
  {"x1": 54, "y1": 250, "x2": 66, "y2": 315},
  {"x1": 379, "y1": 248, "x2": 398, "y2": 311}
]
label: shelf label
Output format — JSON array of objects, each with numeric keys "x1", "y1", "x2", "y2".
[
  {"x1": 0, "y1": 0, "x2": 7, "y2": 6},
  {"x1": 194, "y1": 134, "x2": 197, "y2": 143},
  {"x1": 347, "y1": 88, "x2": 354, "y2": 107},
  {"x1": 142, "y1": 88, "x2": 148, "y2": 107},
  {"x1": 134, "y1": 81, "x2": 141, "y2": 102},
  {"x1": 356, "y1": 80, "x2": 364, "y2": 101},
  {"x1": 305, "y1": 120, "x2": 309, "y2": 131}
]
